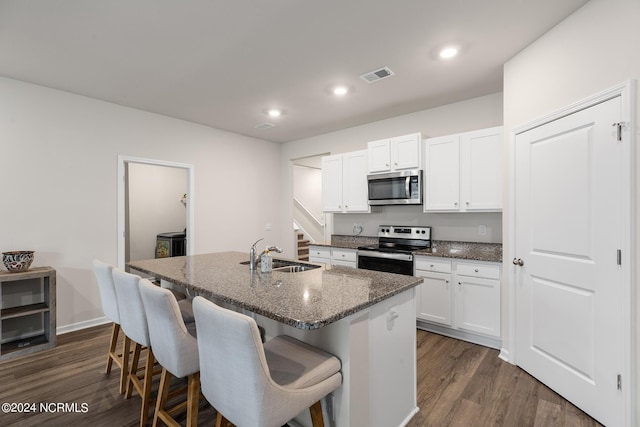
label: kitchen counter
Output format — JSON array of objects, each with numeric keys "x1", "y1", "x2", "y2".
[
  {"x1": 128, "y1": 251, "x2": 422, "y2": 330},
  {"x1": 128, "y1": 251, "x2": 421, "y2": 427},
  {"x1": 312, "y1": 235, "x2": 503, "y2": 262}
]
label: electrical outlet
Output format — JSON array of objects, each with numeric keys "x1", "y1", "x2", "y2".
[
  {"x1": 353, "y1": 223, "x2": 363, "y2": 235},
  {"x1": 479, "y1": 224, "x2": 487, "y2": 236},
  {"x1": 265, "y1": 223, "x2": 272, "y2": 231}
]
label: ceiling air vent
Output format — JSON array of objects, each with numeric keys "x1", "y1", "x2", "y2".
[
  {"x1": 254, "y1": 122, "x2": 275, "y2": 129},
  {"x1": 360, "y1": 66, "x2": 395, "y2": 83}
]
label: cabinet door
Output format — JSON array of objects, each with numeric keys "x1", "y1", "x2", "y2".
[
  {"x1": 343, "y1": 150, "x2": 370, "y2": 212},
  {"x1": 367, "y1": 139, "x2": 391, "y2": 173},
  {"x1": 455, "y1": 275, "x2": 500, "y2": 337},
  {"x1": 309, "y1": 246, "x2": 331, "y2": 264},
  {"x1": 416, "y1": 271, "x2": 452, "y2": 326},
  {"x1": 321, "y1": 155, "x2": 343, "y2": 212},
  {"x1": 391, "y1": 133, "x2": 421, "y2": 170},
  {"x1": 460, "y1": 127, "x2": 503, "y2": 211},
  {"x1": 424, "y1": 135, "x2": 460, "y2": 211}
]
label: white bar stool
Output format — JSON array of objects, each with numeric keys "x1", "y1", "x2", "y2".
[
  {"x1": 192, "y1": 296, "x2": 342, "y2": 427},
  {"x1": 92, "y1": 259, "x2": 128, "y2": 394},
  {"x1": 139, "y1": 279, "x2": 200, "y2": 427},
  {"x1": 112, "y1": 268, "x2": 158, "y2": 426}
]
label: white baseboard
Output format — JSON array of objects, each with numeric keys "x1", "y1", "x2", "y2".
[
  {"x1": 56, "y1": 316, "x2": 110, "y2": 335},
  {"x1": 499, "y1": 348, "x2": 513, "y2": 364}
]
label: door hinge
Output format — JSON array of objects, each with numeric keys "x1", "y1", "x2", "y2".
[
  {"x1": 612, "y1": 122, "x2": 625, "y2": 141},
  {"x1": 617, "y1": 249, "x2": 622, "y2": 266},
  {"x1": 617, "y1": 374, "x2": 622, "y2": 390}
]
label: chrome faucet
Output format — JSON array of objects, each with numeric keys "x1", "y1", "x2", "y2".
[
  {"x1": 249, "y1": 238, "x2": 283, "y2": 270},
  {"x1": 249, "y1": 238, "x2": 263, "y2": 270}
]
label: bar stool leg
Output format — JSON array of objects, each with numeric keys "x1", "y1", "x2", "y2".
[
  {"x1": 140, "y1": 349, "x2": 155, "y2": 427},
  {"x1": 153, "y1": 368, "x2": 172, "y2": 427},
  {"x1": 215, "y1": 412, "x2": 233, "y2": 427},
  {"x1": 309, "y1": 400, "x2": 325, "y2": 427},
  {"x1": 126, "y1": 343, "x2": 142, "y2": 398},
  {"x1": 120, "y1": 336, "x2": 131, "y2": 395},
  {"x1": 186, "y1": 372, "x2": 200, "y2": 427},
  {"x1": 105, "y1": 323, "x2": 120, "y2": 374}
]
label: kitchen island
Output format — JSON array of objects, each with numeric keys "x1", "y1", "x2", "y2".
[{"x1": 129, "y1": 251, "x2": 422, "y2": 427}]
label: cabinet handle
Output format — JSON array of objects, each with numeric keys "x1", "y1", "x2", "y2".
[
  {"x1": 454, "y1": 202, "x2": 458, "y2": 206},
  {"x1": 386, "y1": 163, "x2": 389, "y2": 167},
  {"x1": 394, "y1": 162, "x2": 398, "y2": 165},
  {"x1": 345, "y1": 205, "x2": 348, "y2": 208},
  {"x1": 474, "y1": 268, "x2": 479, "y2": 273},
  {"x1": 466, "y1": 201, "x2": 470, "y2": 206},
  {"x1": 430, "y1": 264, "x2": 434, "y2": 268},
  {"x1": 512, "y1": 258, "x2": 524, "y2": 266}
]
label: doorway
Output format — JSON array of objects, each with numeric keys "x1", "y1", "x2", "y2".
[
  {"x1": 509, "y1": 82, "x2": 634, "y2": 426},
  {"x1": 117, "y1": 156, "x2": 195, "y2": 270},
  {"x1": 291, "y1": 154, "x2": 327, "y2": 257}
]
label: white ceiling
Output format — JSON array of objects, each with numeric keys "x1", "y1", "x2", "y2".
[{"x1": 0, "y1": 0, "x2": 589, "y2": 143}]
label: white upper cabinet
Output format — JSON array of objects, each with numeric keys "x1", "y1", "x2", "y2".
[
  {"x1": 322, "y1": 150, "x2": 370, "y2": 213},
  {"x1": 424, "y1": 126, "x2": 503, "y2": 212},
  {"x1": 424, "y1": 135, "x2": 460, "y2": 211},
  {"x1": 321, "y1": 154, "x2": 343, "y2": 212},
  {"x1": 461, "y1": 127, "x2": 503, "y2": 211},
  {"x1": 368, "y1": 133, "x2": 421, "y2": 173}
]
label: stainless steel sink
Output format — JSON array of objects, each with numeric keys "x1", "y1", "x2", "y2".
[{"x1": 239, "y1": 259, "x2": 321, "y2": 272}]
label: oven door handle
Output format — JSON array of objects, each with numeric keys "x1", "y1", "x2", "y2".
[{"x1": 357, "y1": 251, "x2": 413, "y2": 262}]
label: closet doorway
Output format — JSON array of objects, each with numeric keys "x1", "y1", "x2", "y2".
[{"x1": 117, "y1": 156, "x2": 195, "y2": 270}]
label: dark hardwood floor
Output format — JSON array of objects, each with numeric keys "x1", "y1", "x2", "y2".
[{"x1": 0, "y1": 324, "x2": 601, "y2": 427}]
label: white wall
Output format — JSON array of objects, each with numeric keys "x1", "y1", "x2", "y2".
[
  {"x1": 0, "y1": 77, "x2": 283, "y2": 331},
  {"x1": 503, "y1": 0, "x2": 639, "y2": 422},
  {"x1": 292, "y1": 165, "x2": 323, "y2": 223},
  {"x1": 333, "y1": 208, "x2": 502, "y2": 243},
  {"x1": 279, "y1": 93, "x2": 504, "y2": 250},
  {"x1": 127, "y1": 163, "x2": 187, "y2": 262}
]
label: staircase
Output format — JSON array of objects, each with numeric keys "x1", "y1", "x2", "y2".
[{"x1": 297, "y1": 233, "x2": 310, "y2": 261}]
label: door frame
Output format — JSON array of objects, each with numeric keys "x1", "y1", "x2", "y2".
[
  {"x1": 507, "y1": 80, "x2": 635, "y2": 425},
  {"x1": 117, "y1": 155, "x2": 195, "y2": 269}
]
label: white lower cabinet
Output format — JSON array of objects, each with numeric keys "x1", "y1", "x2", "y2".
[
  {"x1": 330, "y1": 248, "x2": 357, "y2": 268},
  {"x1": 415, "y1": 258, "x2": 453, "y2": 326},
  {"x1": 455, "y1": 261, "x2": 501, "y2": 338},
  {"x1": 415, "y1": 256, "x2": 501, "y2": 346},
  {"x1": 308, "y1": 245, "x2": 331, "y2": 264}
]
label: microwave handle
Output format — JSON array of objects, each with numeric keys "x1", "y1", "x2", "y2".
[{"x1": 405, "y1": 176, "x2": 411, "y2": 197}]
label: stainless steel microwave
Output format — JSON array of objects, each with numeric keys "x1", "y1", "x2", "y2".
[{"x1": 367, "y1": 169, "x2": 422, "y2": 205}]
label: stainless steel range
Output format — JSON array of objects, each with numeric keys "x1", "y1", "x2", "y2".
[{"x1": 357, "y1": 225, "x2": 431, "y2": 276}]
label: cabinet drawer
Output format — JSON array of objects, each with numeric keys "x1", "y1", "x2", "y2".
[
  {"x1": 331, "y1": 248, "x2": 357, "y2": 263},
  {"x1": 415, "y1": 257, "x2": 452, "y2": 274},
  {"x1": 309, "y1": 246, "x2": 331, "y2": 260},
  {"x1": 456, "y1": 262, "x2": 500, "y2": 280}
]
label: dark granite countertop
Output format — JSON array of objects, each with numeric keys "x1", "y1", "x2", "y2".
[
  {"x1": 129, "y1": 252, "x2": 422, "y2": 330},
  {"x1": 311, "y1": 235, "x2": 502, "y2": 262}
]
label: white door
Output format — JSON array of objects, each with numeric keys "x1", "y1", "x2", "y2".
[{"x1": 514, "y1": 96, "x2": 624, "y2": 426}]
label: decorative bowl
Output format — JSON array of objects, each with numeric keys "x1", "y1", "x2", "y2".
[{"x1": 2, "y1": 251, "x2": 35, "y2": 273}]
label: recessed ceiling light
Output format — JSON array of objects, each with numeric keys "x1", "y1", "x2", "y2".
[
  {"x1": 439, "y1": 47, "x2": 458, "y2": 59},
  {"x1": 267, "y1": 109, "x2": 281, "y2": 118},
  {"x1": 333, "y1": 86, "x2": 348, "y2": 96}
]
